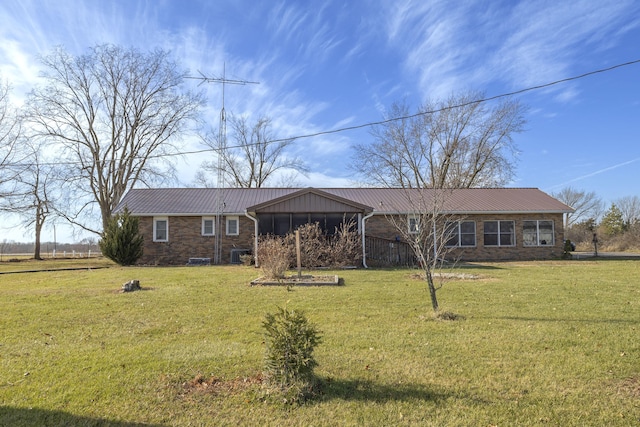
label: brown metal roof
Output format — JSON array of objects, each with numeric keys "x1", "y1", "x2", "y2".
[{"x1": 116, "y1": 187, "x2": 573, "y2": 216}]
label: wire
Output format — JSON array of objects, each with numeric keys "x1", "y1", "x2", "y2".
[
  {"x1": 4, "y1": 58, "x2": 640, "y2": 168},
  {"x1": 260, "y1": 58, "x2": 640, "y2": 144},
  {"x1": 114, "y1": 57, "x2": 640, "y2": 159}
]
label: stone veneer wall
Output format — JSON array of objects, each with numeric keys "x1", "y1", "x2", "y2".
[
  {"x1": 365, "y1": 212, "x2": 565, "y2": 262},
  {"x1": 137, "y1": 216, "x2": 255, "y2": 265}
]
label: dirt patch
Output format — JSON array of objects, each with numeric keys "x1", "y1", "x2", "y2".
[
  {"x1": 410, "y1": 272, "x2": 482, "y2": 281},
  {"x1": 250, "y1": 275, "x2": 342, "y2": 286},
  {"x1": 434, "y1": 310, "x2": 466, "y2": 321},
  {"x1": 617, "y1": 376, "x2": 640, "y2": 398},
  {"x1": 182, "y1": 373, "x2": 263, "y2": 396}
]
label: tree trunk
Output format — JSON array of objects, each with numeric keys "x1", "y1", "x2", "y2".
[
  {"x1": 425, "y1": 268, "x2": 439, "y2": 312},
  {"x1": 34, "y1": 216, "x2": 42, "y2": 260}
]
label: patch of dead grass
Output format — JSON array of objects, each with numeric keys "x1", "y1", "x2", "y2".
[
  {"x1": 181, "y1": 373, "x2": 263, "y2": 396},
  {"x1": 617, "y1": 376, "x2": 640, "y2": 398},
  {"x1": 409, "y1": 272, "x2": 484, "y2": 281}
]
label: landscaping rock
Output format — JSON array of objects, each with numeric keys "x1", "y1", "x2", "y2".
[{"x1": 122, "y1": 279, "x2": 141, "y2": 292}]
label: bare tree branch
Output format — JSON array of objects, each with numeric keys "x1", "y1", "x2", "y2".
[
  {"x1": 0, "y1": 79, "x2": 24, "y2": 200},
  {"x1": 552, "y1": 187, "x2": 604, "y2": 227},
  {"x1": 198, "y1": 114, "x2": 308, "y2": 188}
]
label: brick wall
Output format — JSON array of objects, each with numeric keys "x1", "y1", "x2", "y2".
[
  {"x1": 137, "y1": 212, "x2": 565, "y2": 265},
  {"x1": 138, "y1": 216, "x2": 255, "y2": 265},
  {"x1": 365, "y1": 213, "x2": 565, "y2": 262}
]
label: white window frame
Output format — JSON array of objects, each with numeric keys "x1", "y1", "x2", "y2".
[
  {"x1": 153, "y1": 217, "x2": 168, "y2": 242},
  {"x1": 202, "y1": 217, "x2": 215, "y2": 236},
  {"x1": 523, "y1": 220, "x2": 554, "y2": 246},
  {"x1": 408, "y1": 215, "x2": 420, "y2": 234},
  {"x1": 483, "y1": 220, "x2": 515, "y2": 247},
  {"x1": 226, "y1": 216, "x2": 239, "y2": 236},
  {"x1": 445, "y1": 220, "x2": 476, "y2": 247}
]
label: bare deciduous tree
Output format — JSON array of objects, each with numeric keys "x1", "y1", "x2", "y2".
[
  {"x1": 196, "y1": 114, "x2": 308, "y2": 188},
  {"x1": 352, "y1": 92, "x2": 526, "y2": 189},
  {"x1": 614, "y1": 195, "x2": 640, "y2": 228},
  {"x1": 25, "y1": 45, "x2": 204, "y2": 234},
  {"x1": 351, "y1": 93, "x2": 525, "y2": 314},
  {"x1": 552, "y1": 187, "x2": 603, "y2": 228},
  {"x1": 384, "y1": 189, "x2": 464, "y2": 312},
  {"x1": 5, "y1": 140, "x2": 58, "y2": 259},
  {"x1": 0, "y1": 79, "x2": 23, "y2": 199}
]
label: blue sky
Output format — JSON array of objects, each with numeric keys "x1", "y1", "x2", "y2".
[{"x1": 1, "y1": 0, "x2": 639, "y2": 242}]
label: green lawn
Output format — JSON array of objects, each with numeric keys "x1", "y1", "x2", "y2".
[{"x1": 0, "y1": 260, "x2": 638, "y2": 426}]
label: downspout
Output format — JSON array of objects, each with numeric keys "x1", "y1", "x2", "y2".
[
  {"x1": 361, "y1": 211, "x2": 375, "y2": 268},
  {"x1": 244, "y1": 211, "x2": 259, "y2": 268}
]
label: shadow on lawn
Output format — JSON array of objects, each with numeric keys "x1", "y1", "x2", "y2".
[
  {"x1": 320, "y1": 378, "x2": 448, "y2": 403},
  {"x1": 492, "y1": 315, "x2": 639, "y2": 325},
  {"x1": 0, "y1": 406, "x2": 165, "y2": 427}
]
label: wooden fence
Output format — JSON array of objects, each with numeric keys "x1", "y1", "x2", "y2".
[{"x1": 364, "y1": 236, "x2": 416, "y2": 267}]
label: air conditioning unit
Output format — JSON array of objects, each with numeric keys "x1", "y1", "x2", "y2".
[{"x1": 230, "y1": 249, "x2": 251, "y2": 264}]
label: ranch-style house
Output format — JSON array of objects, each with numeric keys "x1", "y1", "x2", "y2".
[{"x1": 115, "y1": 187, "x2": 574, "y2": 266}]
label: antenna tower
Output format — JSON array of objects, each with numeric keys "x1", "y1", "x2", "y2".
[{"x1": 187, "y1": 65, "x2": 259, "y2": 264}]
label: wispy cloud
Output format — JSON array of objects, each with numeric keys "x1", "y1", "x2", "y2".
[
  {"x1": 547, "y1": 157, "x2": 640, "y2": 191},
  {"x1": 381, "y1": 0, "x2": 640, "y2": 102}
]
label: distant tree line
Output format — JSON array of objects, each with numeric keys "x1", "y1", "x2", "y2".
[
  {"x1": 553, "y1": 188, "x2": 640, "y2": 252},
  {"x1": 0, "y1": 239, "x2": 100, "y2": 257}
]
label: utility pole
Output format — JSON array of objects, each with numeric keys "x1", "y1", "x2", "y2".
[{"x1": 187, "y1": 66, "x2": 259, "y2": 264}]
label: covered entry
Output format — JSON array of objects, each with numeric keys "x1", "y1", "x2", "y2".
[
  {"x1": 247, "y1": 188, "x2": 373, "y2": 236},
  {"x1": 245, "y1": 188, "x2": 373, "y2": 266}
]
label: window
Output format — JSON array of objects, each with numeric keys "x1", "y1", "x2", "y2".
[
  {"x1": 202, "y1": 217, "x2": 215, "y2": 236},
  {"x1": 292, "y1": 213, "x2": 310, "y2": 231},
  {"x1": 484, "y1": 220, "x2": 515, "y2": 246},
  {"x1": 226, "y1": 216, "x2": 239, "y2": 235},
  {"x1": 153, "y1": 217, "x2": 168, "y2": 242},
  {"x1": 257, "y1": 213, "x2": 360, "y2": 236},
  {"x1": 273, "y1": 214, "x2": 291, "y2": 235},
  {"x1": 523, "y1": 220, "x2": 554, "y2": 246},
  {"x1": 258, "y1": 214, "x2": 274, "y2": 234},
  {"x1": 445, "y1": 221, "x2": 476, "y2": 247},
  {"x1": 408, "y1": 215, "x2": 420, "y2": 234}
]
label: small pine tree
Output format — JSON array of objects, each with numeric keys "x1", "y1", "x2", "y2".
[
  {"x1": 99, "y1": 207, "x2": 144, "y2": 266},
  {"x1": 562, "y1": 239, "x2": 574, "y2": 259},
  {"x1": 262, "y1": 306, "x2": 322, "y2": 403},
  {"x1": 600, "y1": 203, "x2": 626, "y2": 236}
]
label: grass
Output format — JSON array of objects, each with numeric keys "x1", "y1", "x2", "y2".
[
  {"x1": 0, "y1": 259, "x2": 638, "y2": 426},
  {"x1": 0, "y1": 255, "x2": 111, "y2": 273}
]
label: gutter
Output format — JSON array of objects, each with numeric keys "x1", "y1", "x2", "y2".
[
  {"x1": 361, "y1": 211, "x2": 375, "y2": 269},
  {"x1": 244, "y1": 211, "x2": 259, "y2": 268}
]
